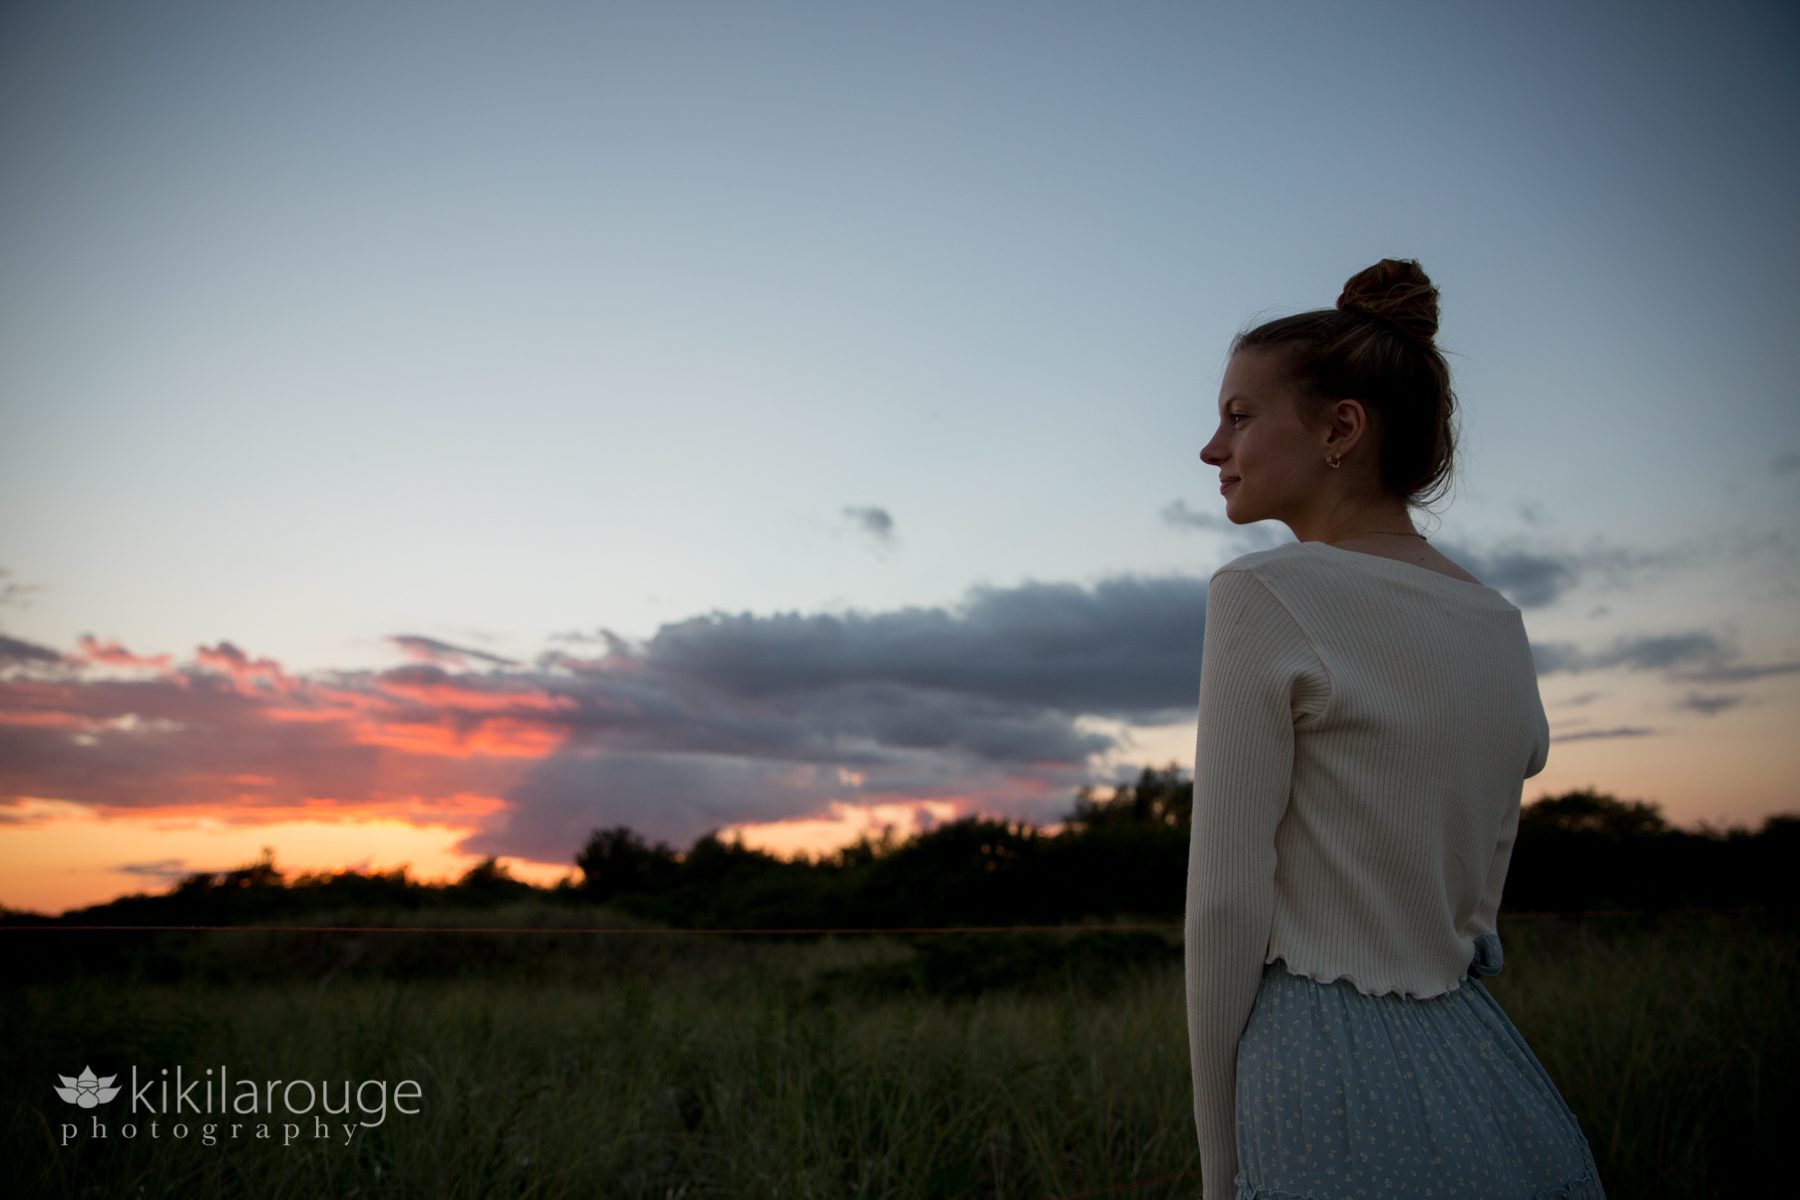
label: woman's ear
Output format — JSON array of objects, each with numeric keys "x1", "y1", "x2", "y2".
[{"x1": 1326, "y1": 397, "x2": 1372, "y2": 455}]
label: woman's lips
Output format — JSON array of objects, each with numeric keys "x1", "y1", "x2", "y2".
[{"x1": 1220, "y1": 478, "x2": 1239, "y2": 493}]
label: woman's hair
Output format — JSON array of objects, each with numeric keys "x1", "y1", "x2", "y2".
[{"x1": 1230, "y1": 258, "x2": 1457, "y2": 511}]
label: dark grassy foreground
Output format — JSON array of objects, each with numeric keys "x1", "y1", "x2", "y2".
[{"x1": 3, "y1": 906, "x2": 1787, "y2": 1198}]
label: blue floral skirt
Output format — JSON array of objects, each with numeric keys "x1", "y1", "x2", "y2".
[{"x1": 1232, "y1": 933, "x2": 1604, "y2": 1199}]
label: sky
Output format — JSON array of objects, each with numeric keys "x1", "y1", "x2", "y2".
[{"x1": 3, "y1": 0, "x2": 1797, "y2": 915}]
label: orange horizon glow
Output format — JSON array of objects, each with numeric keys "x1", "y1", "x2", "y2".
[
  {"x1": 717, "y1": 798, "x2": 970, "y2": 860},
  {"x1": 0, "y1": 796, "x2": 1021, "y2": 916}
]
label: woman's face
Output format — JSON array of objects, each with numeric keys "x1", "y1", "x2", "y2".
[{"x1": 1200, "y1": 349, "x2": 1325, "y2": 527}]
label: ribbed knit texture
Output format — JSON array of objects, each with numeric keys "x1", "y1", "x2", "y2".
[{"x1": 1184, "y1": 539, "x2": 1551, "y2": 1199}]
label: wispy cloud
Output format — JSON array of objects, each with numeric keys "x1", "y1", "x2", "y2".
[
  {"x1": 1159, "y1": 500, "x2": 1292, "y2": 554},
  {"x1": 1534, "y1": 632, "x2": 1739, "y2": 677},
  {"x1": 1585, "y1": 632, "x2": 1733, "y2": 673},
  {"x1": 1672, "y1": 659, "x2": 1800, "y2": 685},
  {"x1": 1551, "y1": 725, "x2": 1658, "y2": 742},
  {"x1": 1673, "y1": 691, "x2": 1744, "y2": 716},
  {"x1": 116, "y1": 858, "x2": 192, "y2": 881},
  {"x1": 0, "y1": 568, "x2": 48, "y2": 611},
  {"x1": 389, "y1": 635, "x2": 521, "y2": 668}
]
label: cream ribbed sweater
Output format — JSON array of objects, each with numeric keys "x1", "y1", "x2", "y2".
[{"x1": 1184, "y1": 539, "x2": 1551, "y2": 1198}]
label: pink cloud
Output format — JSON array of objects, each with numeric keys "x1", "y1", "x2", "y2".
[{"x1": 74, "y1": 635, "x2": 171, "y2": 672}]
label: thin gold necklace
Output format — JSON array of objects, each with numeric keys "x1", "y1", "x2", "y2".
[{"x1": 1331, "y1": 529, "x2": 1428, "y2": 542}]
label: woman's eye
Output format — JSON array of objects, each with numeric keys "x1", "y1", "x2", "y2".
[{"x1": 1229, "y1": 412, "x2": 1248, "y2": 424}]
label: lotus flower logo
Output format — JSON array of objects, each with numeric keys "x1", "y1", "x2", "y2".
[{"x1": 54, "y1": 1066, "x2": 121, "y2": 1108}]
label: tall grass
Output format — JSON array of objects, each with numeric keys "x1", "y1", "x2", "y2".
[{"x1": 3, "y1": 907, "x2": 1786, "y2": 1197}]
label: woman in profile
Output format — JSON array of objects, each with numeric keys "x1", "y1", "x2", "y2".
[{"x1": 1186, "y1": 259, "x2": 1604, "y2": 1198}]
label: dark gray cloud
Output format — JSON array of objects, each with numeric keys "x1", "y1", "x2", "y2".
[
  {"x1": 1530, "y1": 641, "x2": 1587, "y2": 675},
  {"x1": 455, "y1": 575, "x2": 1201, "y2": 860},
  {"x1": 1552, "y1": 726, "x2": 1657, "y2": 742},
  {"x1": 0, "y1": 632, "x2": 67, "y2": 668},
  {"x1": 641, "y1": 574, "x2": 1210, "y2": 718},
  {"x1": 842, "y1": 505, "x2": 897, "y2": 547},
  {"x1": 1585, "y1": 632, "x2": 1733, "y2": 673},
  {"x1": 1412, "y1": 538, "x2": 1662, "y2": 610},
  {"x1": 1450, "y1": 544, "x2": 1580, "y2": 609},
  {"x1": 1672, "y1": 659, "x2": 1800, "y2": 685},
  {"x1": 1532, "y1": 632, "x2": 1736, "y2": 676},
  {"x1": 1674, "y1": 692, "x2": 1744, "y2": 716},
  {"x1": 388, "y1": 634, "x2": 520, "y2": 667}
]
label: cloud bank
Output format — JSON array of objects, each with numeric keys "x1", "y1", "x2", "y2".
[{"x1": 1, "y1": 539, "x2": 1775, "y2": 866}]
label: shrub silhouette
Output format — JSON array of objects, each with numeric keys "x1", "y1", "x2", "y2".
[{"x1": 8, "y1": 777, "x2": 1792, "y2": 962}]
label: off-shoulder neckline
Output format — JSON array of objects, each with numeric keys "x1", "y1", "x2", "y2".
[{"x1": 1295, "y1": 539, "x2": 1511, "y2": 600}]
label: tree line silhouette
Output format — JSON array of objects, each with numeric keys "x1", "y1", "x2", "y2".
[{"x1": 4, "y1": 769, "x2": 1793, "y2": 929}]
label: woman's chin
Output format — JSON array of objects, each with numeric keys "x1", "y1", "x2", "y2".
[{"x1": 1225, "y1": 507, "x2": 1274, "y2": 528}]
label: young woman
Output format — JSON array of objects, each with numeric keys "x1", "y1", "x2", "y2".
[{"x1": 1186, "y1": 259, "x2": 1605, "y2": 1198}]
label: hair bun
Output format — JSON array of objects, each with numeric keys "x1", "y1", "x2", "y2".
[{"x1": 1336, "y1": 258, "x2": 1439, "y2": 342}]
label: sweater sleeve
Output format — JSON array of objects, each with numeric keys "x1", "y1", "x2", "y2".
[
  {"x1": 1476, "y1": 651, "x2": 1548, "y2": 938},
  {"x1": 1470, "y1": 794, "x2": 1520, "y2": 939},
  {"x1": 1185, "y1": 567, "x2": 1328, "y2": 1198}
]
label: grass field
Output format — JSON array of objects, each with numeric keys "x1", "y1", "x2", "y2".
[{"x1": 4, "y1": 905, "x2": 1787, "y2": 1197}]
